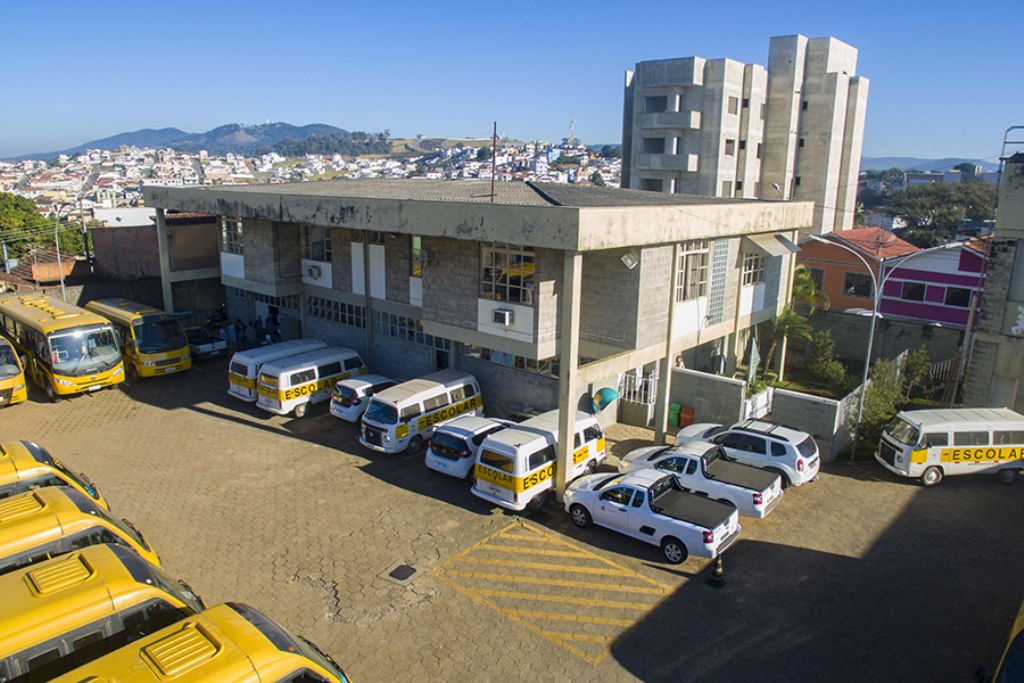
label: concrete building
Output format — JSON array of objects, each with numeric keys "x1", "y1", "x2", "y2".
[
  {"x1": 964, "y1": 153, "x2": 1024, "y2": 412},
  {"x1": 621, "y1": 34, "x2": 869, "y2": 235},
  {"x1": 146, "y1": 179, "x2": 812, "y2": 496}
]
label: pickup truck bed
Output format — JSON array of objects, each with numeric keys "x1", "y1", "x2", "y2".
[
  {"x1": 652, "y1": 490, "x2": 734, "y2": 530},
  {"x1": 706, "y1": 459, "x2": 778, "y2": 491}
]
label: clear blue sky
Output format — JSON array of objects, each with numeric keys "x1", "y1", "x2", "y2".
[{"x1": 2, "y1": 0, "x2": 1020, "y2": 160}]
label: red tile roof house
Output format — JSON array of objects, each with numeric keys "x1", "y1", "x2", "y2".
[{"x1": 797, "y1": 227, "x2": 988, "y2": 328}]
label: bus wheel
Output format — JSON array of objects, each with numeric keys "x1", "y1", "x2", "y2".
[
  {"x1": 293, "y1": 402, "x2": 308, "y2": 418},
  {"x1": 997, "y1": 468, "x2": 1018, "y2": 485},
  {"x1": 44, "y1": 385, "x2": 55, "y2": 402},
  {"x1": 407, "y1": 436, "x2": 424, "y2": 455},
  {"x1": 921, "y1": 467, "x2": 943, "y2": 487},
  {"x1": 126, "y1": 364, "x2": 138, "y2": 383}
]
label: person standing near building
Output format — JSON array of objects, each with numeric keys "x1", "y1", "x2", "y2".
[{"x1": 253, "y1": 316, "x2": 266, "y2": 345}]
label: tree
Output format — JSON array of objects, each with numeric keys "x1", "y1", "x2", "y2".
[
  {"x1": 792, "y1": 264, "x2": 830, "y2": 316},
  {"x1": 854, "y1": 358, "x2": 904, "y2": 449},
  {"x1": 589, "y1": 171, "x2": 606, "y2": 187},
  {"x1": 599, "y1": 145, "x2": 621, "y2": 159},
  {"x1": 887, "y1": 182, "x2": 996, "y2": 248},
  {"x1": 953, "y1": 161, "x2": 977, "y2": 174},
  {"x1": 763, "y1": 304, "x2": 812, "y2": 372},
  {"x1": 901, "y1": 345, "x2": 931, "y2": 400},
  {"x1": 476, "y1": 146, "x2": 491, "y2": 161},
  {"x1": 0, "y1": 192, "x2": 54, "y2": 258}
]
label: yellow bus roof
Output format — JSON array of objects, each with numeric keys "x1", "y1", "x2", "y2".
[
  {"x1": 50, "y1": 603, "x2": 346, "y2": 682},
  {"x1": 84, "y1": 298, "x2": 166, "y2": 325},
  {"x1": 0, "y1": 293, "x2": 113, "y2": 335},
  {"x1": 0, "y1": 543, "x2": 195, "y2": 659},
  {"x1": 0, "y1": 487, "x2": 159, "y2": 568},
  {"x1": 0, "y1": 441, "x2": 104, "y2": 510}
]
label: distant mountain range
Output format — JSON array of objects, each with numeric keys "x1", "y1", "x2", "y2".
[
  {"x1": 11, "y1": 122, "x2": 372, "y2": 159},
  {"x1": 860, "y1": 156, "x2": 998, "y2": 173}
]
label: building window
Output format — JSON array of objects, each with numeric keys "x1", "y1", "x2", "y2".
[
  {"x1": 675, "y1": 240, "x2": 710, "y2": 302},
  {"x1": 221, "y1": 218, "x2": 243, "y2": 255},
  {"x1": 756, "y1": 143, "x2": 763, "y2": 159},
  {"x1": 724, "y1": 139, "x2": 736, "y2": 156},
  {"x1": 640, "y1": 178, "x2": 664, "y2": 192},
  {"x1": 741, "y1": 253, "x2": 767, "y2": 285},
  {"x1": 306, "y1": 296, "x2": 366, "y2": 328},
  {"x1": 642, "y1": 137, "x2": 666, "y2": 154},
  {"x1": 735, "y1": 181, "x2": 744, "y2": 193},
  {"x1": 352, "y1": 230, "x2": 386, "y2": 244},
  {"x1": 799, "y1": 138, "x2": 805, "y2": 148},
  {"x1": 760, "y1": 103, "x2": 766, "y2": 120},
  {"x1": 945, "y1": 287, "x2": 972, "y2": 307},
  {"x1": 742, "y1": 98, "x2": 750, "y2": 108},
  {"x1": 301, "y1": 225, "x2": 332, "y2": 262},
  {"x1": 728, "y1": 96, "x2": 739, "y2": 115},
  {"x1": 720, "y1": 181, "x2": 733, "y2": 197},
  {"x1": 481, "y1": 243, "x2": 535, "y2": 305},
  {"x1": 250, "y1": 292, "x2": 300, "y2": 311},
  {"x1": 901, "y1": 282, "x2": 926, "y2": 301},
  {"x1": 802, "y1": 101, "x2": 808, "y2": 111},
  {"x1": 460, "y1": 345, "x2": 559, "y2": 379},
  {"x1": 808, "y1": 267, "x2": 824, "y2": 290},
  {"x1": 739, "y1": 140, "x2": 747, "y2": 151},
  {"x1": 410, "y1": 236, "x2": 424, "y2": 277},
  {"x1": 794, "y1": 176, "x2": 802, "y2": 186},
  {"x1": 644, "y1": 95, "x2": 668, "y2": 113},
  {"x1": 844, "y1": 272, "x2": 874, "y2": 298},
  {"x1": 373, "y1": 311, "x2": 449, "y2": 350}
]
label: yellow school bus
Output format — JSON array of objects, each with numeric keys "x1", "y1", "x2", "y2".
[
  {"x1": 84, "y1": 298, "x2": 191, "y2": 379},
  {"x1": 50, "y1": 602, "x2": 350, "y2": 682},
  {"x1": 0, "y1": 543, "x2": 204, "y2": 681},
  {"x1": 0, "y1": 440, "x2": 108, "y2": 509},
  {"x1": 0, "y1": 336, "x2": 27, "y2": 407},
  {"x1": 0, "y1": 293, "x2": 124, "y2": 399}
]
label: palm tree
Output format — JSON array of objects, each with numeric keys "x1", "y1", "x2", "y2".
[
  {"x1": 763, "y1": 304, "x2": 813, "y2": 372},
  {"x1": 792, "y1": 264, "x2": 830, "y2": 316}
]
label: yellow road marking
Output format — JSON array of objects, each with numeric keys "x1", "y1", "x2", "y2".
[
  {"x1": 440, "y1": 569, "x2": 666, "y2": 594},
  {"x1": 503, "y1": 609, "x2": 635, "y2": 627},
  {"x1": 456, "y1": 556, "x2": 636, "y2": 577},
  {"x1": 468, "y1": 588, "x2": 654, "y2": 610},
  {"x1": 494, "y1": 532, "x2": 562, "y2": 543},
  {"x1": 538, "y1": 630, "x2": 615, "y2": 644},
  {"x1": 476, "y1": 543, "x2": 591, "y2": 558}
]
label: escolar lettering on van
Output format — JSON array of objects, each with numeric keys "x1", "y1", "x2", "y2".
[
  {"x1": 940, "y1": 446, "x2": 1022, "y2": 463},
  {"x1": 282, "y1": 372, "x2": 351, "y2": 401},
  {"x1": 416, "y1": 396, "x2": 483, "y2": 430},
  {"x1": 475, "y1": 462, "x2": 554, "y2": 493},
  {"x1": 229, "y1": 372, "x2": 255, "y2": 389}
]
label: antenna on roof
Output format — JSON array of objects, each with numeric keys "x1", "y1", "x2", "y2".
[{"x1": 490, "y1": 121, "x2": 497, "y2": 203}]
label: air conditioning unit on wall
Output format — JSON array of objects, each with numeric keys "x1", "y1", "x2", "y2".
[
  {"x1": 306, "y1": 264, "x2": 322, "y2": 278},
  {"x1": 492, "y1": 308, "x2": 513, "y2": 326}
]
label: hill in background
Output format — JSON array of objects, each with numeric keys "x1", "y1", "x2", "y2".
[{"x1": 860, "y1": 156, "x2": 997, "y2": 172}]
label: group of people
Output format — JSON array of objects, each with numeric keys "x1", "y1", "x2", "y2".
[{"x1": 211, "y1": 309, "x2": 282, "y2": 351}]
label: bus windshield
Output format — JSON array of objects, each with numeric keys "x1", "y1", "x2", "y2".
[
  {"x1": 364, "y1": 399, "x2": 398, "y2": 425},
  {"x1": 48, "y1": 325, "x2": 121, "y2": 377},
  {"x1": 0, "y1": 344, "x2": 20, "y2": 380},
  {"x1": 886, "y1": 416, "x2": 921, "y2": 447},
  {"x1": 134, "y1": 315, "x2": 187, "y2": 354}
]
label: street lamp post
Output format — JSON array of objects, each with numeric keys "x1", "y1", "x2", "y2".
[{"x1": 802, "y1": 235, "x2": 959, "y2": 460}]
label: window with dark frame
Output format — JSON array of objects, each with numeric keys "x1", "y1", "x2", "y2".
[
  {"x1": 301, "y1": 225, "x2": 332, "y2": 262},
  {"x1": 901, "y1": 282, "x2": 926, "y2": 301},
  {"x1": 844, "y1": 272, "x2": 874, "y2": 298},
  {"x1": 944, "y1": 287, "x2": 971, "y2": 307},
  {"x1": 480, "y1": 243, "x2": 535, "y2": 305},
  {"x1": 410, "y1": 236, "x2": 424, "y2": 277},
  {"x1": 741, "y1": 253, "x2": 767, "y2": 285},
  {"x1": 220, "y1": 218, "x2": 243, "y2": 255}
]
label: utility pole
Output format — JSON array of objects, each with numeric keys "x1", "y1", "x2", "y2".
[
  {"x1": 53, "y1": 215, "x2": 67, "y2": 301},
  {"x1": 490, "y1": 121, "x2": 497, "y2": 203},
  {"x1": 79, "y1": 195, "x2": 93, "y2": 273},
  {"x1": 1, "y1": 242, "x2": 8, "y2": 273}
]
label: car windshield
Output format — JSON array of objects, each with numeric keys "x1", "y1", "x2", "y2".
[
  {"x1": 886, "y1": 417, "x2": 921, "y2": 446},
  {"x1": 646, "y1": 446, "x2": 672, "y2": 462},
  {"x1": 334, "y1": 384, "x2": 358, "y2": 401},
  {"x1": 649, "y1": 475, "x2": 676, "y2": 505},
  {"x1": 796, "y1": 437, "x2": 817, "y2": 458},
  {"x1": 703, "y1": 447, "x2": 723, "y2": 468},
  {"x1": 27, "y1": 443, "x2": 97, "y2": 497},
  {"x1": 48, "y1": 325, "x2": 121, "y2": 376},
  {"x1": 134, "y1": 315, "x2": 187, "y2": 354},
  {"x1": 0, "y1": 344, "x2": 20, "y2": 380},
  {"x1": 297, "y1": 636, "x2": 349, "y2": 682},
  {"x1": 479, "y1": 449, "x2": 514, "y2": 473},
  {"x1": 432, "y1": 432, "x2": 468, "y2": 457},
  {"x1": 705, "y1": 425, "x2": 727, "y2": 439},
  {"x1": 364, "y1": 399, "x2": 398, "y2": 425}
]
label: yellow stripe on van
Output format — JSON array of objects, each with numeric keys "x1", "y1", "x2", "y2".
[
  {"x1": 229, "y1": 373, "x2": 255, "y2": 389},
  {"x1": 910, "y1": 449, "x2": 928, "y2": 464},
  {"x1": 279, "y1": 372, "x2": 351, "y2": 402},
  {"x1": 939, "y1": 446, "x2": 1023, "y2": 464},
  {"x1": 476, "y1": 462, "x2": 555, "y2": 493},
  {"x1": 416, "y1": 396, "x2": 483, "y2": 430}
]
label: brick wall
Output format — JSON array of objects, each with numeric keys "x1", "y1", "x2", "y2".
[
  {"x1": 242, "y1": 220, "x2": 276, "y2": 285},
  {"x1": 669, "y1": 367, "x2": 745, "y2": 426},
  {"x1": 385, "y1": 234, "x2": 411, "y2": 304},
  {"x1": 636, "y1": 245, "x2": 674, "y2": 349},
  {"x1": 274, "y1": 222, "x2": 301, "y2": 279},
  {"x1": 796, "y1": 308, "x2": 963, "y2": 365},
  {"x1": 92, "y1": 226, "x2": 160, "y2": 279},
  {"x1": 580, "y1": 248, "x2": 640, "y2": 349},
  {"x1": 455, "y1": 353, "x2": 559, "y2": 418},
  {"x1": 422, "y1": 236, "x2": 478, "y2": 330},
  {"x1": 534, "y1": 247, "x2": 561, "y2": 349},
  {"x1": 303, "y1": 316, "x2": 368, "y2": 359},
  {"x1": 330, "y1": 229, "x2": 353, "y2": 292},
  {"x1": 371, "y1": 335, "x2": 435, "y2": 380}
]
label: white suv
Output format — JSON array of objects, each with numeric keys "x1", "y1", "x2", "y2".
[{"x1": 675, "y1": 419, "x2": 820, "y2": 487}]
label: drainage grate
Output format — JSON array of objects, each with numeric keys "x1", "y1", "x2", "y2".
[{"x1": 388, "y1": 564, "x2": 416, "y2": 581}]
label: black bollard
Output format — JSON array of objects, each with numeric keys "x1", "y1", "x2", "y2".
[{"x1": 707, "y1": 554, "x2": 726, "y2": 588}]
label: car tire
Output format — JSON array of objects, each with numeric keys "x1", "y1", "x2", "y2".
[
  {"x1": 294, "y1": 402, "x2": 308, "y2": 418},
  {"x1": 920, "y1": 466, "x2": 943, "y2": 487},
  {"x1": 997, "y1": 468, "x2": 1018, "y2": 485},
  {"x1": 407, "y1": 436, "x2": 425, "y2": 456},
  {"x1": 569, "y1": 504, "x2": 592, "y2": 528},
  {"x1": 661, "y1": 537, "x2": 688, "y2": 564},
  {"x1": 768, "y1": 469, "x2": 790, "y2": 489}
]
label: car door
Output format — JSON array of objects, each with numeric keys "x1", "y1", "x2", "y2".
[
  {"x1": 714, "y1": 432, "x2": 750, "y2": 464},
  {"x1": 594, "y1": 486, "x2": 633, "y2": 531}
]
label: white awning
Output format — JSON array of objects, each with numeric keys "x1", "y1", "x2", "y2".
[{"x1": 743, "y1": 233, "x2": 801, "y2": 257}]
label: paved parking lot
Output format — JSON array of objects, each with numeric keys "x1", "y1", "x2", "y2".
[{"x1": 2, "y1": 358, "x2": 1023, "y2": 682}]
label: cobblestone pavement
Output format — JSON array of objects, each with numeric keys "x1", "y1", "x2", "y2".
[{"x1": 2, "y1": 361, "x2": 1022, "y2": 682}]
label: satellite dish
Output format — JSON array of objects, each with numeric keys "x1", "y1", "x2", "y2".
[{"x1": 592, "y1": 387, "x2": 620, "y2": 413}]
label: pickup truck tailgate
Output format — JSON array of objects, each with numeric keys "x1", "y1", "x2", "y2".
[
  {"x1": 706, "y1": 459, "x2": 779, "y2": 492},
  {"x1": 654, "y1": 490, "x2": 735, "y2": 530}
]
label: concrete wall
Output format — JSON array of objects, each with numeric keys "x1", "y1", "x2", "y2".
[
  {"x1": 456, "y1": 353, "x2": 559, "y2": 419},
  {"x1": 580, "y1": 247, "x2": 641, "y2": 349},
  {"x1": 169, "y1": 221, "x2": 219, "y2": 271},
  {"x1": 329, "y1": 229, "x2": 354, "y2": 292},
  {"x1": 92, "y1": 226, "x2": 160, "y2": 279},
  {"x1": 274, "y1": 221, "x2": 302, "y2": 280},
  {"x1": 371, "y1": 335, "x2": 435, "y2": 381},
  {"x1": 636, "y1": 245, "x2": 674, "y2": 349},
  {"x1": 770, "y1": 387, "x2": 849, "y2": 462},
  {"x1": 302, "y1": 315, "x2": 368, "y2": 359},
  {"x1": 385, "y1": 234, "x2": 411, "y2": 304},
  {"x1": 669, "y1": 368, "x2": 745, "y2": 426},
  {"x1": 241, "y1": 219, "x2": 276, "y2": 285},
  {"x1": 422, "y1": 236, "x2": 478, "y2": 331},
  {"x1": 534, "y1": 247, "x2": 561, "y2": 352}
]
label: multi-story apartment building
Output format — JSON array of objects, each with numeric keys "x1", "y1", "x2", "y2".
[
  {"x1": 621, "y1": 34, "x2": 869, "y2": 234},
  {"x1": 963, "y1": 153, "x2": 1024, "y2": 412}
]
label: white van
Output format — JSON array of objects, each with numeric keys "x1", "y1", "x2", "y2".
[
  {"x1": 256, "y1": 347, "x2": 366, "y2": 418},
  {"x1": 359, "y1": 371, "x2": 482, "y2": 454},
  {"x1": 471, "y1": 410, "x2": 606, "y2": 511},
  {"x1": 424, "y1": 415, "x2": 513, "y2": 480},
  {"x1": 876, "y1": 407, "x2": 1024, "y2": 486},
  {"x1": 227, "y1": 339, "x2": 327, "y2": 401}
]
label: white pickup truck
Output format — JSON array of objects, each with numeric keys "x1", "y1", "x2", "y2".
[
  {"x1": 618, "y1": 441, "x2": 783, "y2": 518},
  {"x1": 564, "y1": 469, "x2": 741, "y2": 564}
]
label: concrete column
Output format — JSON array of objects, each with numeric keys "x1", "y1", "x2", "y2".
[
  {"x1": 363, "y1": 239, "x2": 375, "y2": 359},
  {"x1": 154, "y1": 208, "x2": 174, "y2": 312},
  {"x1": 555, "y1": 251, "x2": 583, "y2": 504},
  {"x1": 776, "y1": 229, "x2": 800, "y2": 380},
  {"x1": 654, "y1": 243, "x2": 682, "y2": 444}
]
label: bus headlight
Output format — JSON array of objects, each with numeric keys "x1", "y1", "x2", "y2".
[
  {"x1": 55, "y1": 377, "x2": 75, "y2": 387},
  {"x1": 142, "y1": 361, "x2": 157, "y2": 367},
  {"x1": 382, "y1": 433, "x2": 390, "y2": 442},
  {"x1": 14, "y1": 384, "x2": 24, "y2": 391},
  {"x1": 113, "y1": 366, "x2": 124, "y2": 376}
]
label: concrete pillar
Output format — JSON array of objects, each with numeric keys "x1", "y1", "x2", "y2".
[
  {"x1": 654, "y1": 243, "x2": 682, "y2": 444},
  {"x1": 776, "y1": 230, "x2": 800, "y2": 380},
  {"x1": 154, "y1": 208, "x2": 174, "y2": 312},
  {"x1": 555, "y1": 251, "x2": 583, "y2": 504},
  {"x1": 363, "y1": 239, "x2": 374, "y2": 358}
]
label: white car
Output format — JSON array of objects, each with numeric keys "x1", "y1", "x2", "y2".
[
  {"x1": 564, "y1": 469, "x2": 741, "y2": 564},
  {"x1": 184, "y1": 326, "x2": 228, "y2": 361},
  {"x1": 619, "y1": 441, "x2": 783, "y2": 517},
  {"x1": 424, "y1": 416, "x2": 513, "y2": 480},
  {"x1": 675, "y1": 420, "x2": 820, "y2": 487},
  {"x1": 329, "y1": 375, "x2": 396, "y2": 423}
]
